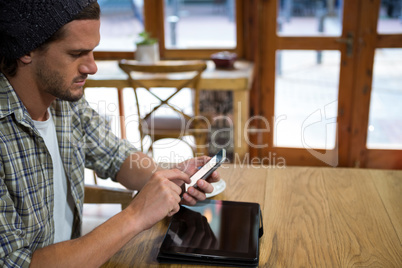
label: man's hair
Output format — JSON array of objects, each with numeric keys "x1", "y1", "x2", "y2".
[{"x1": 0, "y1": 2, "x2": 100, "y2": 78}]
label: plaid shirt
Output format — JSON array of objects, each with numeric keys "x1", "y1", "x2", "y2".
[{"x1": 0, "y1": 73, "x2": 137, "y2": 267}]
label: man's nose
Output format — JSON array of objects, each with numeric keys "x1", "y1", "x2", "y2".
[{"x1": 79, "y1": 52, "x2": 98, "y2": 75}]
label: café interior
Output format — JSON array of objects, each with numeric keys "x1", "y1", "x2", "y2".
[{"x1": 82, "y1": 1, "x2": 401, "y2": 266}]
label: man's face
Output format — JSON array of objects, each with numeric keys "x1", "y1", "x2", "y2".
[{"x1": 31, "y1": 19, "x2": 100, "y2": 102}]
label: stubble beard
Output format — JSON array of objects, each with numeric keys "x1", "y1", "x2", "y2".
[{"x1": 35, "y1": 62, "x2": 85, "y2": 102}]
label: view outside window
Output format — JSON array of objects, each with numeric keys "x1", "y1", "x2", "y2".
[
  {"x1": 367, "y1": 48, "x2": 402, "y2": 149},
  {"x1": 377, "y1": 0, "x2": 402, "y2": 34},
  {"x1": 96, "y1": 0, "x2": 144, "y2": 51},
  {"x1": 274, "y1": 50, "x2": 340, "y2": 149},
  {"x1": 277, "y1": 0, "x2": 342, "y2": 36},
  {"x1": 164, "y1": 0, "x2": 236, "y2": 48}
]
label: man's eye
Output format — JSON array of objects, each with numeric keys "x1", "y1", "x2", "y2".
[{"x1": 70, "y1": 53, "x2": 82, "y2": 58}]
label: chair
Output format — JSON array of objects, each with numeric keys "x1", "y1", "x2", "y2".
[
  {"x1": 84, "y1": 185, "x2": 133, "y2": 210},
  {"x1": 118, "y1": 60, "x2": 208, "y2": 156}
]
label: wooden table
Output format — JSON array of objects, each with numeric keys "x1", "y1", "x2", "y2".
[
  {"x1": 85, "y1": 60, "x2": 254, "y2": 160},
  {"x1": 101, "y1": 165, "x2": 402, "y2": 267}
]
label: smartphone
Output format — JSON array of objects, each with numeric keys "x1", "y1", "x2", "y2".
[{"x1": 185, "y1": 149, "x2": 226, "y2": 191}]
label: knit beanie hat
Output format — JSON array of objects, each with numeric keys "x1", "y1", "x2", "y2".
[{"x1": 0, "y1": 0, "x2": 97, "y2": 60}]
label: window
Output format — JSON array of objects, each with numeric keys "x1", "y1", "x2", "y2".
[
  {"x1": 274, "y1": 50, "x2": 340, "y2": 149},
  {"x1": 277, "y1": 0, "x2": 343, "y2": 36},
  {"x1": 94, "y1": 0, "x2": 243, "y2": 59},
  {"x1": 164, "y1": 0, "x2": 237, "y2": 49},
  {"x1": 367, "y1": 48, "x2": 402, "y2": 149},
  {"x1": 96, "y1": 0, "x2": 145, "y2": 52},
  {"x1": 377, "y1": 0, "x2": 402, "y2": 34}
]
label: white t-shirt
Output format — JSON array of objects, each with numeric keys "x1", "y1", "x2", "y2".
[{"x1": 33, "y1": 110, "x2": 75, "y2": 243}]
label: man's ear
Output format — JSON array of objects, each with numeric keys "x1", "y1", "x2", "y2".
[{"x1": 19, "y1": 54, "x2": 32, "y2": 64}]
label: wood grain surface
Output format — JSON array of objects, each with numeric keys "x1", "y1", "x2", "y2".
[{"x1": 101, "y1": 165, "x2": 402, "y2": 267}]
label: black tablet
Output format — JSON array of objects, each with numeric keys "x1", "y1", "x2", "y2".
[{"x1": 157, "y1": 199, "x2": 263, "y2": 267}]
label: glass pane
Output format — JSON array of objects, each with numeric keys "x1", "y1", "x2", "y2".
[
  {"x1": 378, "y1": 0, "x2": 402, "y2": 34},
  {"x1": 367, "y1": 48, "x2": 402, "y2": 149},
  {"x1": 96, "y1": 0, "x2": 144, "y2": 51},
  {"x1": 164, "y1": 0, "x2": 236, "y2": 48},
  {"x1": 274, "y1": 50, "x2": 340, "y2": 149},
  {"x1": 277, "y1": 0, "x2": 342, "y2": 36}
]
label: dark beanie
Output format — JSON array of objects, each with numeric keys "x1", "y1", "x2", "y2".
[{"x1": 0, "y1": 0, "x2": 97, "y2": 60}]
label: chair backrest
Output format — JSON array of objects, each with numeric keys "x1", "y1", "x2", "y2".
[
  {"x1": 84, "y1": 185, "x2": 133, "y2": 210},
  {"x1": 118, "y1": 60, "x2": 207, "y2": 152},
  {"x1": 119, "y1": 60, "x2": 207, "y2": 119}
]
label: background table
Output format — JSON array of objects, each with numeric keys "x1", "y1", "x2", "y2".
[
  {"x1": 101, "y1": 165, "x2": 402, "y2": 267},
  {"x1": 85, "y1": 60, "x2": 254, "y2": 160}
]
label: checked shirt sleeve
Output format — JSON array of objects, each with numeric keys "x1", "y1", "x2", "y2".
[
  {"x1": 0, "y1": 176, "x2": 33, "y2": 268},
  {"x1": 69, "y1": 99, "x2": 138, "y2": 181}
]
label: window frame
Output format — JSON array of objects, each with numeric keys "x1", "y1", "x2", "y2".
[{"x1": 94, "y1": 0, "x2": 245, "y2": 60}]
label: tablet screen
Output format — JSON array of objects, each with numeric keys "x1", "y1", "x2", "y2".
[{"x1": 159, "y1": 199, "x2": 261, "y2": 261}]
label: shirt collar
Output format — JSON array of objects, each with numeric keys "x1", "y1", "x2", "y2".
[{"x1": 0, "y1": 72, "x2": 35, "y2": 125}]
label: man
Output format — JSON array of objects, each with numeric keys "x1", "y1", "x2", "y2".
[{"x1": 0, "y1": 1, "x2": 219, "y2": 267}]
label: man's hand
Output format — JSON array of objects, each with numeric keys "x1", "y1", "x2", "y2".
[
  {"x1": 174, "y1": 156, "x2": 221, "y2": 206},
  {"x1": 117, "y1": 153, "x2": 221, "y2": 207},
  {"x1": 126, "y1": 169, "x2": 190, "y2": 231}
]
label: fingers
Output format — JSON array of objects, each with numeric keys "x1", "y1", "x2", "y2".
[
  {"x1": 167, "y1": 202, "x2": 180, "y2": 217},
  {"x1": 153, "y1": 170, "x2": 186, "y2": 212},
  {"x1": 161, "y1": 169, "x2": 191, "y2": 186},
  {"x1": 181, "y1": 181, "x2": 212, "y2": 206},
  {"x1": 146, "y1": 170, "x2": 187, "y2": 214},
  {"x1": 181, "y1": 176, "x2": 216, "y2": 205},
  {"x1": 181, "y1": 192, "x2": 200, "y2": 206},
  {"x1": 156, "y1": 158, "x2": 221, "y2": 209},
  {"x1": 196, "y1": 179, "x2": 214, "y2": 193},
  {"x1": 150, "y1": 169, "x2": 190, "y2": 199},
  {"x1": 177, "y1": 156, "x2": 211, "y2": 175},
  {"x1": 206, "y1": 170, "x2": 220, "y2": 183}
]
